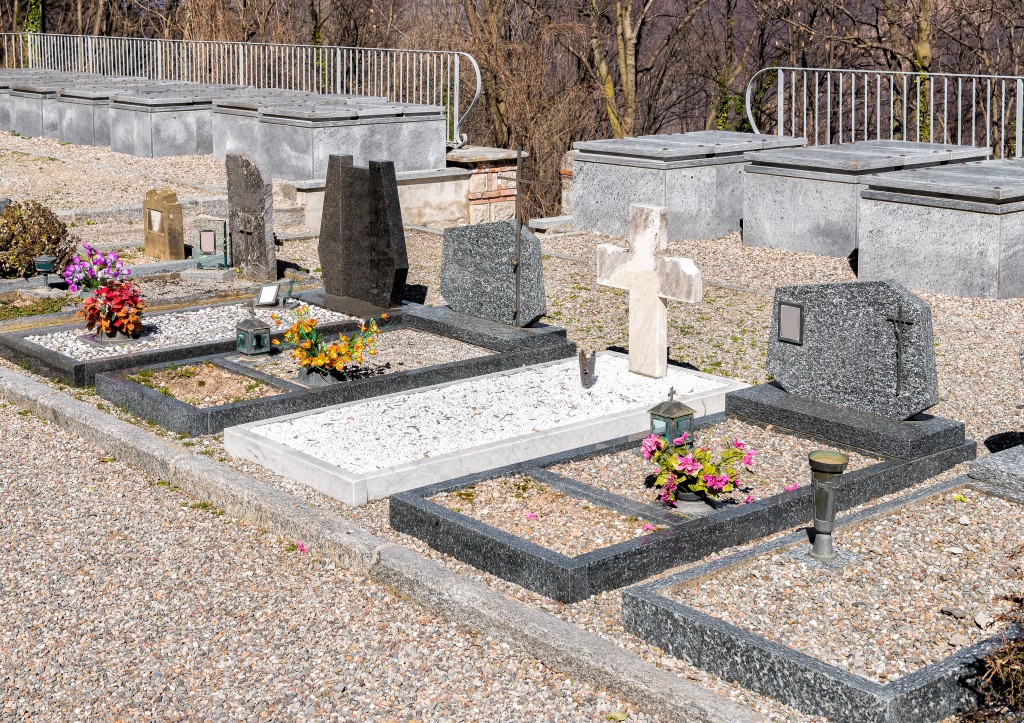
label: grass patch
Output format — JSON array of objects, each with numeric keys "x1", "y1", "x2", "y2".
[{"x1": 0, "y1": 295, "x2": 66, "y2": 322}]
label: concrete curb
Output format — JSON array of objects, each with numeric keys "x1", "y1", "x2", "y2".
[{"x1": 0, "y1": 366, "x2": 756, "y2": 722}]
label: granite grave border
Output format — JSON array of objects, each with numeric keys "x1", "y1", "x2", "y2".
[
  {"x1": 389, "y1": 400, "x2": 976, "y2": 603},
  {"x1": 621, "y1": 475, "x2": 1021, "y2": 723},
  {"x1": 94, "y1": 310, "x2": 577, "y2": 436},
  {"x1": 0, "y1": 298, "x2": 367, "y2": 387}
]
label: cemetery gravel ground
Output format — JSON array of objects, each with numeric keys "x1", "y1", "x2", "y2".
[{"x1": 0, "y1": 397, "x2": 646, "y2": 722}]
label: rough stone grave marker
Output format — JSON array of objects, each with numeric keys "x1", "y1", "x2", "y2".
[
  {"x1": 767, "y1": 279, "x2": 938, "y2": 420},
  {"x1": 226, "y1": 154, "x2": 276, "y2": 281},
  {"x1": 440, "y1": 221, "x2": 546, "y2": 326},
  {"x1": 0, "y1": 197, "x2": 11, "y2": 214},
  {"x1": 596, "y1": 204, "x2": 702, "y2": 378},
  {"x1": 317, "y1": 154, "x2": 408, "y2": 315},
  {"x1": 143, "y1": 189, "x2": 185, "y2": 261}
]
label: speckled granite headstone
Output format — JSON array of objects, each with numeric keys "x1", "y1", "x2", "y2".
[
  {"x1": 226, "y1": 154, "x2": 276, "y2": 281},
  {"x1": 318, "y1": 155, "x2": 408, "y2": 314},
  {"x1": 0, "y1": 197, "x2": 10, "y2": 214},
  {"x1": 767, "y1": 280, "x2": 938, "y2": 420},
  {"x1": 440, "y1": 221, "x2": 546, "y2": 326}
]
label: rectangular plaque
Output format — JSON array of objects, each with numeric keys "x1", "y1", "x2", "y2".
[
  {"x1": 778, "y1": 303, "x2": 804, "y2": 345},
  {"x1": 147, "y1": 209, "x2": 164, "y2": 234},
  {"x1": 199, "y1": 229, "x2": 216, "y2": 254},
  {"x1": 255, "y1": 284, "x2": 280, "y2": 306}
]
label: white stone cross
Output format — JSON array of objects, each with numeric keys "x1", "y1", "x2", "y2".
[{"x1": 597, "y1": 204, "x2": 703, "y2": 378}]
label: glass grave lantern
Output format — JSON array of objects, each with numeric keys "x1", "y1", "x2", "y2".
[
  {"x1": 236, "y1": 315, "x2": 271, "y2": 356},
  {"x1": 648, "y1": 391, "x2": 695, "y2": 442},
  {"x1": 807, "y1": 450, "x2": 850, "y2": 562}
]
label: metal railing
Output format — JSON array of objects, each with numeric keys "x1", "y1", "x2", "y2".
[
  {"x1": 0, "y1": 32, "x2": 481, "y2": 145},
  {"x1": 746, "y1": 66, "x2": 1023, "y2": 159}
]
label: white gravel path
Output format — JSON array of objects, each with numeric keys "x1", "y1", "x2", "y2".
[
  {"x1": 0, "y1": 399, "x2": 647, "y2": 721},
  {"x1": 252, "y1": 355, "x2": 729, "y2": 474},
  {"x1": 26, "y1": 303, "x2": 356, "y2": 360}
]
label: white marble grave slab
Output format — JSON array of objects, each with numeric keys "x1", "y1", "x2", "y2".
[{"x1": 224, "y1": 351, "x2": 746, "y2": 506}]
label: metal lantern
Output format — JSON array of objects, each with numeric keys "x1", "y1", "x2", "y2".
[
  {"x1": 807, "y1": 450, "x2": 850, "y2": 562},
  {"x1": 34, "y1": 254, "x2": 56, "y2": 287},
  {"x1": 235, "y1": 316, "x2": 271, "y2": 356},
  {"x1": 648, "y1": 393, "x2": 695, "y2": 441}
]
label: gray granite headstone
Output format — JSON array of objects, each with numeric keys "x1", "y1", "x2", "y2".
[
  {"x1": 0, "y1": 197, "x2": 11, "y2": 214},
  {"x1": 317, "y1": 154, "x2": 408, "y2": 314},
  {"x1": 226, "y1": 154, "x2": 276, "y2": 281},
  {"x1": 767, "y1": 280, "x2": 938, "y2": 420},
  {"x1": 440, "y1": 221, "x2": 546, "y2": 326}
]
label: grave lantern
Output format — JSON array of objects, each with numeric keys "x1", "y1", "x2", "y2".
[
  {"x1": 33, "y1": 255, "x2": 56, "y2": 287},
  {"x1": 236, "y1": 315, "x2": 271, "y2": 356},
  {"x1": 807, "y1": 450, "x2": 850, "y2": 562},
  {"x1": 648, "y1": 391, "x2": 695, "y2": 441}
]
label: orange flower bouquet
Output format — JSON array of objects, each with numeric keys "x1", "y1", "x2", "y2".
[
  {"x1": 272, "y1": 305, "x2": 384, "y2": 382},
  {"x1": 80, "y1": 281, "x2": 146, "y2": 339}
]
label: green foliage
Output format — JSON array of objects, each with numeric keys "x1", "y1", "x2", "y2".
[
  {"x1": 24, "y1": 0, "x2": 42, "y2": 33},
  {"x1": 0, "y1": 294, "x2": 65, "y2": 322},
  {"x1": 0, "y1": 200, "x2": 78, "y2": 279}
]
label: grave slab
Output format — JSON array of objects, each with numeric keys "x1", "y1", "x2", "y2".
[
  {"x1": 258, "y1": 102, "x2": 447, "y2": 180},
  {"x1": 95, "y1": 305, "x2": 576, "y2": 436},
  {"x1": 969, "y1": 444, "x2": 1024, "y2": 491},
  {"x1": 224, "y1": 352, "x2": 747, "y2": 506},
  {"x1": 621, "y1": 476, "x2": 1018, "y2": 723},
  {"x1": 572, "y1": 130, "x2": 805, "y2": 239},
  {"x1": 858, "y1": 159, "x2": 1024, "y2": 298},
  {"x1": 440, "y1": 220, "x2": 546, "y2": 326},
  {"x1": 391, "y1": 411, "x2": 973, "y2": 602},
  {"x1": 766, "y1": 280, "x2": 939, "y2": 420},
  {"x1": 742, "y1": 140, "x2": 990, "y2": 257}
]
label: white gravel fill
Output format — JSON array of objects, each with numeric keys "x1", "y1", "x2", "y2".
[
  {"x1": 252, "y1": 355, "x2": 730, "y2": 474},
  {"x1": 26, "y1": 303, "x2": 356, "y2": 360}
]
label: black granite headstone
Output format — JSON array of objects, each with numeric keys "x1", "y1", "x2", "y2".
[
  {"x1": 226, "y1": 154, "x2": 276, "y2": 282},
  {"x1": 767, "y1": 280, "x2": 938, "y2": 420},
  {"x1": 317, "y1": 155, "x2": 408, "y2": 315},
  {"x1": 440, "y1": 221, "x2": 546, "y2": 327}
]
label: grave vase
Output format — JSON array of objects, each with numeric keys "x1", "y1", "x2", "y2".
[
  {"x1": 295, "y1": 366, "x2": 345, "y2": 387},
  {"x1": 676, "y1": 491, "x2": 702, "y2": 503}
]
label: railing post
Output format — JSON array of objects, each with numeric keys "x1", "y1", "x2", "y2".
[
  {"x1": 776, "y1": 68, "x2": 784, "y2": 136},
  {"x1": 1017, "y1": 79, "x2": 1023, "y2": 159}
]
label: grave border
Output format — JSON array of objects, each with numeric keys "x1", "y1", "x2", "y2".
[
  {"x1": 224, "y1": 353, "x2": 746, "y2": 507},
  {"x1": 0, "y1": 297, "x2": 364, "y2": 387},
  {"x1": 389, "y1": 412, "x2": 975, "y2": 602},
  {"x1": 94, "y1": 313, "x2": 577, "y2": 436},
  {"x1": 621, "y1": 475, "x2": 1022, "y2": 723}
]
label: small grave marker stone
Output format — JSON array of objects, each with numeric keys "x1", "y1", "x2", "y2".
[
  {"x1": 440, "y1": 221, "x2": 546, "y2": 326},
  {"x1": 317, "y1": 155, "x2": 408, "y2": 315},
  {"x1": 191, "y1": 215, "x2": 228, "y2": 269},
  {"x1": 143, "y1": 189, "x2": 185, "y2": 261},
  {"x1": 226, "y1": 154, "x2": 276, "y2": 282},
  {"x1": 0, "y1": 197, "x2": 11, "y2": 214},
  {"x1": 596, "y1": 204, "x2": 702, "y2": 378},
  {"x1": 767, "y1": 280, "x2": 939, "y2": 420}
]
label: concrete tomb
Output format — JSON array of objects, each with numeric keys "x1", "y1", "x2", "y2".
[
  {"x1": 573, "y1": 130, "x2": 805, "y2": 239},
  {"x1": 258, "y1": 101, "x2": 447, "y2": 180},
  {"x1": 110, "y1": 85, "x2": 243, "y2": 157},
  {"x1": 142, "y1": 189, "x2": 186, "y2": 261},
  {"x1": 596, "y1": 204, "x2": 702, "y2": 378},
  {"x1": 226, "y1": 154, "x2": 277, "y2": 281},
  {"x1": 858, "y1": 159, "x2": 1024, "y2": 299},
  {"x1": 743, "y1": 140, "x2": 989, "y2": 258},
  {"x1": 211, "y1": 90, "x2": 320, "y2": 163},
  {"x1": 440, "y1": 220, "x2": 546, "y2": 327},
  {"x1": 767, "y1": 279, "x2": 938, "y2": 420},
  {"x1": 314, "y1": 154, "x2": 407, "y2": 314}
]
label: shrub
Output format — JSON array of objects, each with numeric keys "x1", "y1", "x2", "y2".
[{"x1": 0, "y1": 201, "x2": 79, "y2": 279}]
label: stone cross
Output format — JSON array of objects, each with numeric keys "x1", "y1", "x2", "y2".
[
  {"x1": 886, "y1": 302, "x2": 915, "y2": 395},
  {"x1": 597, "y1": 204, "x2": 702, "y2": 378}
]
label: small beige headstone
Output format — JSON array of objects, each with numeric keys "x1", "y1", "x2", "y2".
[
  {"x1": 597, "y1": 204, "x2": 702, "y2": 378},
  {"x1": 143, "y1": 189, "x2": 185, "y2": 261}
]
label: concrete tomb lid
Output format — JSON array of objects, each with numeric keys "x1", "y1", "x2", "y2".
[
  {"x1": 574, "y1": 130, "x2": 804, "y2": 162},
  {"x1": 862, "y1": 158, "x2": 1024, "y2": 203},
  {"x1": 440, "y1": 221, "x2": 547, "y2": 327},
  {"x1": 766, "y1": 279, "x2": 939, "y2": 420},
  {"x1": 746, "y1": 139, "x2": 989, "y2": 174}
]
